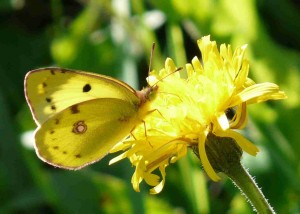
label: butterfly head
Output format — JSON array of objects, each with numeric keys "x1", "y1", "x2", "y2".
[{"x1": 136, "y1": 85, "x2": 159, "y2": 106}]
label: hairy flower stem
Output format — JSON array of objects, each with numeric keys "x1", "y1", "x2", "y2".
[
  {"x1": 193, "y1": 134, "x2": 275, "y2": 213},
  {"x1": 226, "y1": 160, "x2": 275, "y2": 214}
]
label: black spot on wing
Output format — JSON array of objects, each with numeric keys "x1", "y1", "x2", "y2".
[
  {"x1": 75, "y1": 154, "x2": 81, "y2": 158},
  {"x1": 71, "y1": 105, "x2": 80, "y2": 114},
  {"x1": 46, "y1": 97, "x2": 52, "y2": 103},
  {"x1": 51, "y1": 105, "x2": 56, "y2": 111},
  {"x1": 83, "y1": 84, "x2": 91, "y2": 92}
]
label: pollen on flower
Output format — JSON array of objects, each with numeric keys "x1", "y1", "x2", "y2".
[{"x1": 109, "y1": 35, "x2": 287, "y2": 194}]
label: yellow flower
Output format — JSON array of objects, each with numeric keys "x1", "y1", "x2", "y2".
[{"x1": 109, "y1": 35, "x2": 287, "y2": 194}]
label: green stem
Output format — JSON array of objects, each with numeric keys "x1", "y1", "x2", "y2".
[
  {"x1": 226, "y1": 163, "x2": 275, "y2": 214},
  {"x1": 194, "y1": 134, "x2": 276, "y2": 213}
]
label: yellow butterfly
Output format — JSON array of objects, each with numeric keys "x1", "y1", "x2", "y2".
[{"x1": 24, "y1": 68, "x2": 157, "y2": 169}]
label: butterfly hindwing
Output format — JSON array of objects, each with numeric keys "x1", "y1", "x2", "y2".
[{"x1": 35, "y1": 98, "x2": 140, "y2": 169}]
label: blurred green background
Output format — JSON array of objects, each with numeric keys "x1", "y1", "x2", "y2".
[{"x1": 0, "y1": 0, "x2": 299, "y2": 213}]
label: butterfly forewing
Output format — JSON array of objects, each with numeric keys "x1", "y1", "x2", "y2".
[{"x1": 25, "y1": 68, "x2": 139, "y2": 125}]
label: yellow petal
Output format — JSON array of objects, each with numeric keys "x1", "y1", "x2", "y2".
[
  {"x1": 109, "y1": 152, "x2": 128, "y2": 165},
  {"x1": 216, "y1": 112, "x2": 230, "y2": 131},
  {"x1": 149, "y1": 166, "x2": 166, "y2": 194},
  {"x1": 131, "y1": 170, "x2": 141, "y2": 192},
  {"x1": 234, "y1": 60, "x2": 249, "y2": 89},
  {"x1": 229, "y1": 103, "x2": 248, "y2": 129},
  {"x1": 165, "y1": 58, "x2": 177, "y2": 74},
  {"x1": 217, "y1": 130, "x2": 259, "y2": 156},
  {"x1": 186, "y1": 63, "x2": 194, "y2": 77},
  {"x1": 191, "y1": 56, "x2": 204, "y2": 74},
  {"x1": 144, "y1": 173, "x2": 160, "y2": 186},
  {"x1": 231, "y1": 82, "x2": 287, "y2": 106},
  {"x1": 198, "y1": 134, "x2": 220, "y2": 181}
]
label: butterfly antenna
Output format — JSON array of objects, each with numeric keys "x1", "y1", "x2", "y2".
[
  {"x1": 147, "y1": 43, "x2": 182, "y2": 89},
  {"x1": 148, "y1": 42, "x2": 156, "y2": 77},
  {"x1": 152, "y1": 67, "x2": 183, "y2": 88}
]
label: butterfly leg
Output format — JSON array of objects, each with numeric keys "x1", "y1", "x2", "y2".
[
  {"x1": 142, "y1": 120, "x2": 154, "y2": 148},
  {"x1": 129, "y1": 121, "x2": 154, "y2": 148},
  {"x1": 146, "y1": 108, "x2": 166, "y2": 120},
  {"x1": 130, "y1": 131, "x2": 137, "y2": 140},
  {"x1": 129, "y1": 120, "x2": 147, "y2": 139}
]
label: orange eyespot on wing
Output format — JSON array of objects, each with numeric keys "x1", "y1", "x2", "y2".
[{"x1": 72, "y1": 121, "x2": 88, "y2": 134}]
